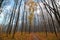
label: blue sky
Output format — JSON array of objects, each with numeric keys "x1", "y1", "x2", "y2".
[
  {"x1": 0, "y1": 0, "x2": 60, "y2": 25},
  {"x1": 0, "y1": 0, "x2": 15, "y2": 24},
  {"x1": 0, "y1": 0, "x2": 37, "y2": 25}
]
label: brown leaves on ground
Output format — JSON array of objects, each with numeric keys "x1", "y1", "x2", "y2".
[{"x1": 0, "y1": 32, "x2": 60, "y2": 40}]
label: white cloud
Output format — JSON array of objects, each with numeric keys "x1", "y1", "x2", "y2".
[{"x1": 0, "y1": 13, "x2": 4, "y2": 24}]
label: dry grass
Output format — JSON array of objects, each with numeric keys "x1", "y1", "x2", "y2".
[{"x1": 0, "y1": 32, "x2": 60, "y2": 40}]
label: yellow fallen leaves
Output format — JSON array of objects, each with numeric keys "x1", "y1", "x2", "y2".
[{"x1": 0, "y1": 32, "x2": 60, "y2": 40}]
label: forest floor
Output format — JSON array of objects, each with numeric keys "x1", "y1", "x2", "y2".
[{"x1": 0, "y1": 32, "x2": 60, "y2": 40}]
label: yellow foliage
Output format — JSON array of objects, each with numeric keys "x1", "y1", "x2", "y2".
[{"x1": 26, "y1": 0, "x2": 38, "y2": 25}]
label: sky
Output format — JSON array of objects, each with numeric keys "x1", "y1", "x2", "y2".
[
  {"x1": 0, "y1": 0, "x2": 60, "y2": 25},
  {"x1": 0, "y1": 0, "x2": 17, "y2": 24}
]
